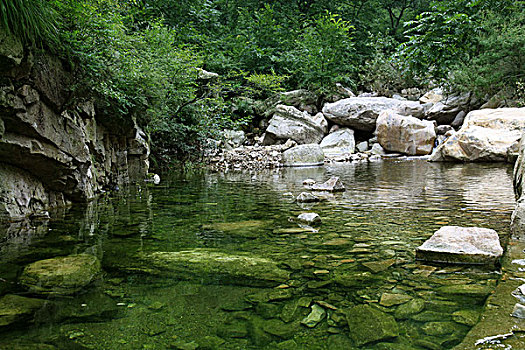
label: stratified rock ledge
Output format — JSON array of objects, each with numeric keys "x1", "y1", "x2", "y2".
[{"x1": 416, "y1": 226, "x2": 503, "y2": 267}]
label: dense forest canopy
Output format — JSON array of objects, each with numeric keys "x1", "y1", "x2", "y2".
[{"x1": 1, "y1": 0, "x2": 523, "y2": 165}]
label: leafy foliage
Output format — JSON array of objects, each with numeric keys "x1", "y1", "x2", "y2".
[{"x1": 0, "y1": 0, "x2": 58, "y2": 45}]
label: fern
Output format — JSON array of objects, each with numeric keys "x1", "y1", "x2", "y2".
[{"x1": 0, "y1": 0, "x2": 58, "y2": 45}]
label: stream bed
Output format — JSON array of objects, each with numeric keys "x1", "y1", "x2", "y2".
[{"x1": 0, "y1": 160, "x2": 516, "y2": 349}]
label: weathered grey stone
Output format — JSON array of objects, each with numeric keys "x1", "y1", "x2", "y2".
[
  {"x1": 297, "y1": 213, "x2": 321, "y2": 226},
  {"x1": 451, "y1": 111, "x2": 466, "y2": 128},
  {"x1": 0, "y1": 30, "x2": 24, "y2": 70},
  {"x1": 376, "y1": 110, "x2": 436, "y2": 155},
  {"x1": 320, "y1": 128, "x2": 355, "y2": 157},
  {"x1": 142, "y1": 249, "x2": 290, "y2": 287},
  {"x1": 430, "y1": 108, "x2": 525, "y2": 162},
  {"x1": 371, "y1": 143, "x2": 386, "y2": 155},
  {"x1": 419, "y1": 88, "x2": 444, "y2": 104},
  {"x1": 282, "y1": 144, "x2": 324, "y2": 167},
  {"x1": 511, "y1": 303, "x2": 525, "y2": 319},
  {"x1": 222, "y1": 130, "x2": 246, "y2": 148},
  {"x1": 311, "y1": 176, "x2": 345, "y2": 192},
  {"x1": 197, "y1": 68, "x2": 219, "y2": 80},
  {"x1": 19, "y1": 254, "x2": 101, "y2": 295},
  {"x1": 512, "y1": 136, "x2": 525, "y2": 239},
  {"x1": 280, "y1": 89, "x2": 318, "y2": 113},
  {"x1": 322, "y1": 97, "x2": 424, "y2": 132},
  {"x1": 415, "y1": 226, "x2": 503, "y2": 266},
  {"x1": 264, "y1": 105, "x2": 327, "y2": 145},
  {"x1": 0, "y1": 294, "x2": 46, "y2": 327},
  {"x1": 296, "y1": 192, "x2": 320, "y2": 203},
  {"x1": 436, "y1": 125, "x2": 454, "y2": 135},
  {"x1": 345, "y1": 304, "x2": 399, "y2": 346},
  {"x1": 425, "y1": 92, "x2": 473, "y2": 124}
]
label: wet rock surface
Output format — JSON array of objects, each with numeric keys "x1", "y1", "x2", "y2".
[{"x1": 19, "y1": 254, "x2": 101, "y2": 295}]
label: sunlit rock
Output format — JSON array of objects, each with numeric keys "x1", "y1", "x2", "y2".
[
  {"x1": 282, "y1": 144, "x2": 325, "y2": 167},
  {"x1": 430, "y1": 108, "x2": 525, "y2": 162},
  {"x1": 416, "y1": 226, "x2": 503, "y2": 267},
  {"x1": 376, "y1": 110, "x2": 436, "y2": 155}
]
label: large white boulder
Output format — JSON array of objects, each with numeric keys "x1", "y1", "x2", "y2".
[
  {"x1": 376, "y1": 110, "x2": 436, "y2": 155},
  {"x1": 320, "y1": 128, "x2": 355, "y2": 157},
  {"x1": 264, "y1": 105, "x2": 328, "y2": 145},
  {"x1": 416, "y1": 226, "x2": 503, "y2": 267},
  {"x1": 430, "y1": 108, "x2": 525, "y2": 162},
  {"x1": 282, "y1": 144, "x2": 325, "y2": 167},
  {"x1": 322, "y1": 97, "x2": 424, "y2": 132}
]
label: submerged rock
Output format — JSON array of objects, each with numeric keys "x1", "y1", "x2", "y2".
[
  {"x1": 201, "y1": 220, "x2": 273, "y2": 238},
  {"x1": 452, "y1": 310, "x2": 480, "y2": 326},
  {"x1": 415, "y1": 226, "x2": 503, "y2": 267},
  {"x1": 345, "y1": 304, "x2": 399, "y2": 346},
  {"x1": 19, "y1": 254, "x2": 101, "y2": 295},
  {"x1": 301, "y1": 304, "x2": 326, "y2": 328},
  {"x1": 394, "y1": 298, "x2": 425, "y2": 320},
  {"x1": 0, "y1": 294, "x2": 46, "y2": 327},
  {"x1": 143, "y1": 249, "x2": 290, "y2": 287}
]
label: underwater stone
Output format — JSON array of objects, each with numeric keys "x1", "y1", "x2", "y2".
[
  {"x1": 262, "y1": 318, "x2": 297, "y2": 338},
  {"x1": 0, "y1": 294, "x2": 46, "y2": 327},
  {"x1": 301, "y1": 304, "x2": 326, "y2": 328},
  {"x1": 394, "y1": 298, "x2": 425, "y2": 320},
  {"x1": 415, "y1": 226, "x2": 503, "y2": 267},
  {"x1": 345, "y1": 304, "x2": 399, "y2": 346},
  {"x1": 363, "y1": 259, "x2": 396, "y2": 273},
  {"x1": 144, "y1": 249, "x2": 290, "y2": 287},
  {"x1": 379, "y1": 293, "x2": 412, "y2": 307},
  {"x1": 421, "y1": 321, "x2": 458, "y2": 336},
  {"x1": 452, "y1": 310, "x2": 480, "y2": 326},
  {"x1": 19, "y1": 254, "x2": 101, "y2": 295},
  {"x1": 437, "y1": 284, "x2": 493, "y2": 298}
]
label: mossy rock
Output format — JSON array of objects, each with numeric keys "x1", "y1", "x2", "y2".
[
  {"x1": 201, "y1": 220, "x2": 273, "y2": 238},
  {"x1": 0, "y1": 294, "x2": 46, "y2": 327},
  {"x1": 144, "y1": 249, "x2": 290, "y2": 287},
  {"x1": 452, "y1": 310, "x2": 480, "y2": 326},
  {"x1": 345, "y1": 304, "x2": 399, "y2": 346},
  {"x1": 19, "y1": 254, "x2": 101, "y2": 295},
  {"x1": 394, "y1": 298, "x2": 425, "y2": 320}
]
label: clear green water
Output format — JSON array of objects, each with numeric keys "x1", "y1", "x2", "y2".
[{"x1": 0, "y1": 160, "x2": 516, "y2": 349}]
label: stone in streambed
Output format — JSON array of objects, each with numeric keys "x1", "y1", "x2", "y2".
[
  {"x1": 143, "y1": 249, "x2": 290, "y2": 287},
  {"x1": 19, "y1": 254, "x2": 101, "y2": 295},
  {"x1": 421, "y1": 321, "x2": 458, "y2": 336},
  {"x1": 301, "y1": 304, "x2": 326, "y2": 328},
  {"x1": 415, "y1": 226, "x2": 503, "y2": 267},
  {"x1": 452, "y1": 310, "x2": 480, "y2": 326},
  {"x1": 0, "y1": 294, "x2": 46, "y2": 327},
  {"x1": 394, "y1": 298, "x2": 425, "y2": 320},
  {"x1": 201, "y1": 220, "x2": 272, "y2": 238},
  {"x1": 345, "y1": 304, "x2": 399, "y2": 346},
  {"x1": 362, "y1": 259, "x2": 396, "y2": 273},
  {"x1": 295, "y1": 192, "x2": 320, "y2": 203},
  {"x1": 379, "y1": 293, "x2": 412, "y2": 307},
  {"x1": 262, "y1": 318, "x2": 298, "y2": 338},
  {"x1": 297, "y1": 213, "x2": 321, "y2": 226},
  {"x1": 311, "y1": 176, "x2": 345, "y2": 192}
]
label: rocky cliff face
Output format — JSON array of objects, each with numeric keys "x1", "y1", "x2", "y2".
[{"x1": 0, "y1": 31, "x2": 150, "y2": 220}]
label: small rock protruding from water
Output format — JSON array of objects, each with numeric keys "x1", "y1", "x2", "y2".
[
  {"x1": 296, "y1": 192, "x2": 320, "y2": 203},
  {"x1": 310, "y1": 176, "x2": 345, "y2": 192},
  {"x1": 415, "y1": 226, "x2": 503, "y2": 267},
  {"x1": 512, "y1": 284, "x2": 525, "y2": 304},
  {"x1": 297, "y1": 213, "x2": 321, "y2": 226}
]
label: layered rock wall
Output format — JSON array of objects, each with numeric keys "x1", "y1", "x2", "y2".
[{"x1": 0, "y1": 32, "x2": 149, "y2": 220}]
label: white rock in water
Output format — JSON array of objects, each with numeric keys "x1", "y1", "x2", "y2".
[
  {"x1": 297, "y1": 213, "x2": 321, "y2": 225},
  {"x1": 416, "y1": 226, "x2": 503, "y2": 267}
]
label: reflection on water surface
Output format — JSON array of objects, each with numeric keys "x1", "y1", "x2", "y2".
[{"x1": 0, "y1": 160, "x2": 516, "y2": 349}]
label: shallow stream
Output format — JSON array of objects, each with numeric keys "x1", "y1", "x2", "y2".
[{"x1": 0, "y1": 160, "x2": 516, "y2": 349}]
